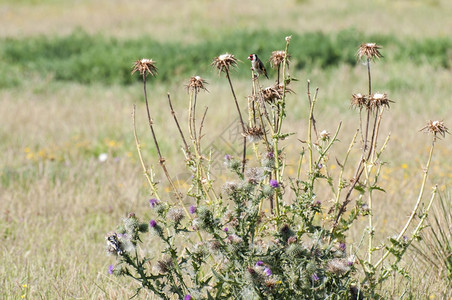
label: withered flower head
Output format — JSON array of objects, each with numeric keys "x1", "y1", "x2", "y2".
[
  {"x1": 269, "y1": 50, "x2": 291, "y2": 68},
  {"x1": 261, "y1": 84, "x2": 294, "y2": 103},
  {"x1": 262, "y1": 86, "x2": 282, "y2": 103},
  {"x1": 211, "y1": 53, "x2": 238, "y2": 74},
  {"x1": 326, "y1": 258, "x2": 350, "y2": 275},
  {"x1": 369, "y1": 92, "x2": 392, "y2": 110},
  {"x1": 243, "y1": 126, "x2": 264, "y2": 143},
  {"x1": 357, "y1": 43, "x2": 383, "y2": 62},
  {"x1": 155, "y1": 256, "x2": 173, "y2": 273},
  {"x1": 167, "y1": 208, "x2": 185, "y2": 223},
  {"x1": 186, "y1": 75, "x2": 208, "y2": 93},
  {"x1": 351, "y1": 93, "x2": 368, "y2": 109},
  {"x1": 319, "y1": 130, "x2": 331, "y2": 141},
  {"x1": 131, "y1": 58, "x2": 158, "y2": 77},
  {"x1": 421, "y1": 120, "x2": 449, "y2": 138}
]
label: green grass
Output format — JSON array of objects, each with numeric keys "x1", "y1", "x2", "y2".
[{"x1": 1, "y1": 29, "x2": 452, "y2": 88}]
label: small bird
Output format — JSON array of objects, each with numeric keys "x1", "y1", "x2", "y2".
[{"x1": 247, "y1": 54, "x2": 269, "y2": 79}]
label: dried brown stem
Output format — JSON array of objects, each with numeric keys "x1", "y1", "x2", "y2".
[
  {"x1": 225, "y1": 69, "x2": 247, "y2": 174},
  {"x1": 168, "y1": 93, "x2": 190, "y2": 155}
]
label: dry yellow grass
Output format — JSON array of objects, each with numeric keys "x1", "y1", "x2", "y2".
[{"x1": 1, "y1": 61, "x2": 450, "y2": 297}]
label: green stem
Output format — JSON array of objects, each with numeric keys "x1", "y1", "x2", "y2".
[{"x1": 374, "y1": 138, "x2": 436, "y2": 269}]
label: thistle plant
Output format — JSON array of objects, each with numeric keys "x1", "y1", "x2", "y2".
[{"x1": 105, "y1": 39, "x2": 448, "y2": 299}]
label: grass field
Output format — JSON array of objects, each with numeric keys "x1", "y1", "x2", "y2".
[{"x1": 1, "y1": 0, "x2": 451, "y2": 299}]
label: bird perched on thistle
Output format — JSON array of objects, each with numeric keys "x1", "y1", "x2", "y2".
[{"x1": 248, "y1": 54, "x2": 269, "y2": 79}]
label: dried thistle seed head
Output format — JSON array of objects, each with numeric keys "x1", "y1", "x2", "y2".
[
  {"x1": 245, "y1": 167, "x2": 265, "y2": 184},
  {"x1": 211, "y1": 53, "x2": 238, "y2": 74},
  {"x1": 326, "y1": 258, "x2": 350, "y2": 275},
  {"x1": 319, "y1": 130, "x2": 331, "y2": 141},
  {"x1": 167, "y1": 208, "x2": 185, "y2": 223},
  {"x1": 155, "y1": 256, "x2": 173, "y2": 273},
  {"x1": 261, "y1": 84, "x2": 293, "y2": 104},
  {"x1": 269, "y1": 50, "x2": 291, "y2": 68},
  {"x1": 243, "y1": 126, "x2": 264, "y2": 143},
  {"x1": 131, "y1": 58, "x2": 158, "y2": 77},
  {"x1": 262, "y1": 86, "x2": 282, "y2": 103},
  {"x1": 369, "y1": 92, "x2": 392, "y2": 109},
  {"x1": 351, "y1": 93, "x2": 369, "y2": 109},
  {"x1": 186, "y1": 75, "x2": 208, "y2": 93},
  {"x1": 357, "y1": 43, "x2": 383, "y2": 62},
  {"x1": 421, "y1": 120, "x2": 449, "y2": 138}
]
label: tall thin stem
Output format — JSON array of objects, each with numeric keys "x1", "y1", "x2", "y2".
[
  {"x1": 141, "y1": 75, "x2": 190, "y2": 219},
  {"x1": 225, "y1": 69, "x2": 247, "y2": 174}
]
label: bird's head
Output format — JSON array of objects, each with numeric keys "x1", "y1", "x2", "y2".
[{"x1": 247, "y1": 54, "x2": 256, "y2": 61}]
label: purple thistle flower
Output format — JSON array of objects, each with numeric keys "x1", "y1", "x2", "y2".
[
  {"x1": 266, "y1": 151, "x2": 274, "y2": 159},
  {"x1": 149, "y1": 198, "x2": 159, "y2": 208},
  {"x1": 189, "y1": 205, "x2": 197, "y2": 214},
  {"x1": 224, "y1": 227, "x2": 228, "y2": 233},
  {"x1": 224, "y1": 154, "x2": 232, "y2": 161},
  {"x1": 149, "y1": 219, "x2": 157, "y2": 228},
  {"x1": 339, "y1": 242, "x2": 346, "y2": 252},
  {"x1": 312, "y1": 273, "x2": 319, "y2": 281},
  {"x1": 255, "y1": 261, "x2": 264, "y2": 267},
  {"x1": 264, "y1": 267, "x2": 272, "y2": 276},
  {"x1": 184, "y1": 295, "x2": 192, "y2": 300},
  {"x1": 108, "y1": 264, "x2": 114, "y2": 275},
  {"x1": 269, "y1": 179, "x2": 279, "y2": 188}
]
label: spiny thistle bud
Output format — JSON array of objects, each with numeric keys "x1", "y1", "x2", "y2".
[
  {"x1": 357, "y1": 43, "x2": 383, "y2": 62},
  {"x1": 197, "y1": 206, "x2": 215, "y2": 232},
  {"x1": 191, "y1": 242, "x2": 208, "y2": 258},
  {"x1": 286, "y1": 243, "x2": 306, "y2": 259},
  {"x1": 149, "y1": 198, "x2": 160, "y2": 208},
  {"x1": 269, "y1": 179, "x2": 279, "y2": 189},
  {"x1": 279, "y1": 224, "x2": 295, "y2": 243},
  {"x1": 155, "y1": 202, "x2": 167, "y2": 217},
  {"x1": 421, "y1": 120, "x2": 449, "y2": 138},
  {"x1": 167, "y1": 208, "x2": 185, "y2": 224},
  {"x1": 149, "y1": 219, "x2": 163, "y2": 237},
  {"x1": 131, "y1": 58, "x2": 158, "y2": 77},
  {"x1": 224, "y1": 155, "x2": 241, "y2": 171},
  {"x1": 123, "y1": 214, "x2": 140, "y2": 239},
  {"x1": 186, "y1": 76, "x2": 208, "y2": 93},
  {"x1": 211, "y1": 53, "x2": 239, "y2": 74}
]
